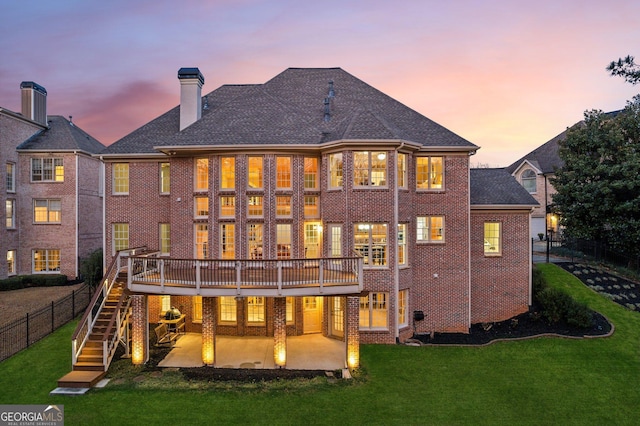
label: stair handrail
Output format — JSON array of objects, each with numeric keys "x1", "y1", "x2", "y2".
[
  {"x1": 101, "y1": 289, "x2": 132, "y2": 368},
  {"x1": 71, "y1": 246, "x2": 146, "y2": 365}
]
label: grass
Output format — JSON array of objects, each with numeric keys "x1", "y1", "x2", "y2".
[{"x1": 0, "y1": 263, "x2": 638, "y2": 425}]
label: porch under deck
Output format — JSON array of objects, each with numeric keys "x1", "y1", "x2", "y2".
[{"x1": 157, "y1": 333, "x2": 346, "y2": 370}]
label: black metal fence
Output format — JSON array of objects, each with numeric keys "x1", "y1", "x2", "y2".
[
  {"x1": 0, "y1": 284, "x2": 92, "y2": 363},
  {"x1": 551, "y1": 238, "x2": 640, "y2": 275}
]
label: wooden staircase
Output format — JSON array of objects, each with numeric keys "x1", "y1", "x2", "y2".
[{"x1": 58, "y1": 278, "x2": 129, "y2": 388}]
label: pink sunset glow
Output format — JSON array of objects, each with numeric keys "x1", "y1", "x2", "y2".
[{"x1": 1, "y1": 0, "x2": 638, "y2": 166}]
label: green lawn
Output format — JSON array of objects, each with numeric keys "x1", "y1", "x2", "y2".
[{"x1": 1, "y1": 263, "x2": 638, "y2": 425}]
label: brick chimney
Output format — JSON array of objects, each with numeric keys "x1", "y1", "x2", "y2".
[
  {"x1": 20, "y1": 81, "x2": 47, "y2": 126},
  {"x1": 178, "y1": 68, "x2": 204, "y2": 131}
]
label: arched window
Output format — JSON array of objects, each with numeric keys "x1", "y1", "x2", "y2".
[{"x1": 521, "y1": 169, "x2": 537, "y2": 193}]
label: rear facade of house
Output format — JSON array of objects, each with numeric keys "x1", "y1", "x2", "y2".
[
  {"x1": 1, "y1": 83, "x2": 105, "y2": 280},
  {"x1": 100, "y1": 67, "x2": 536, "y2": 368}
]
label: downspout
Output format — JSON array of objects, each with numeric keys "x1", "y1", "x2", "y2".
[
  {"x1": 394, "y1": 142, "x2": 404, "y2": 342},
  {"x1": 100, "y1": 156, "x2": 106, "y2": 272},
  {"x1": 467, "y1": 154, "x2": 472, "y2": 330}
]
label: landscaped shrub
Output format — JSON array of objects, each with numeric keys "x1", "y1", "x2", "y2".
[
  {"x1": 532, "y1": 266, "x2": 547, "y2": 297},
  {"x1": 535, "y1": 283, "x2": 593, "y2": 328},
  {"x1": 0, "y1": 274, "x2": 68, "y2": 291},
  {"x1": 565, "y1": 301, "x2": 593, "y2": 328}
]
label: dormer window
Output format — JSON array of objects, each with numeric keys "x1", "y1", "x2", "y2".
[{"x1": 521, "y1": 169, "x2": 537, "y2": 193}]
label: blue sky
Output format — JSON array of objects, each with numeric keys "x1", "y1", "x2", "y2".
[{"x1": 1, "y1": 0, "x2": 639, "y2": 166}]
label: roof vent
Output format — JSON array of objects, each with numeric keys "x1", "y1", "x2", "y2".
[
  {"x1": 324, "y1": 97, "x2": 331, "y2": 122},
  {"x1": 328, "y1": 80, "x2": 335, "y2": 98}
]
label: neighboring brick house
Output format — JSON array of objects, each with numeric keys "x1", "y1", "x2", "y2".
[
  {"x1": 100, "y1": 67, "x2": 536, "y2": 367},
  {"x1": 0, "y1": 82, "x2": 105, "y2": 280}
]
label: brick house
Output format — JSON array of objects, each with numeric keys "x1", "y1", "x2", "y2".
[
  {"x1": 0, "y1": 82, "x2": 105, "y2": 280},
  {"x1": 98, "y1": 67, "x2": 536, "y2": 368}
]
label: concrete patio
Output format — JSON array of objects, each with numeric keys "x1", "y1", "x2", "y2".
[{"x1": 158, "y1": 333, "x2": 346, "y2": 370}]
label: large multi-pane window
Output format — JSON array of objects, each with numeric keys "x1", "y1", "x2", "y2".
[
  {"x1": 220, "y1": 224, "x2": 235, "y2": 259},
  {"x1": 194, "y1": 196, "x2": 209, "y2": 218},
  {"x1": 220, "y1": 196, "x2": 235, "y2": 218},
  {"x1": 193, "y1": 296, "x2": 202, "y2": 323},
  {"x1": 248, "y1": 224, "x2": 263, "y2": 259},
  {"x1": 354, "y1": 223, "x2": 387, "y2": 267},
  {"x1": 160, "y1": 162, "x2": 170, "y2": 194},
  {"x1": 113, "y1": 163, "x2": 129, "y2": 194},
  {"x1": 276, "y1": 156, "x2": 291, "y2": 189},
  {"x1": 416, "y1": 216, "x2": 444, "y2": 243},
  {"x1": 398, "y1": 224, "x2": 407, "y2": 266},
  {"x1": 276, "y1": 196, "x2": 291, "y2": 218},
  {"x1": 31, "y1": 158, "x2": 63, "y2": 182},
  {"x1": 286, "y1": 297, "x2": 294, "y2": 324},
  {"x1": 277, "y1": 224, "x2": 291, "y2": 259},
  {"x1": 353, "y1": 151, "x2": 387, "y2": 187},
  {"x1": 219, "y1": 296, "x2": 237, "y2": 323},
  {"x1": 304, "y1": 223, "x2": 321, "y2": 259},
  {"x1": 304, "y1": 195, "x2": 319, "y2": 218},
  {"x1": 397, "y1": 153, "x2": 407, "y2": 189},
  {"x1": 484, "y1": 222, "x2": 502, "y2": 256},
  {"x1": 7, "y1": 250, "x2": 16, "y2": 275},
  {"x1": 195, "y1": 224, "x2": 208, "y2": 259},
  {"x1": 248, "y1": 196, "x2": 263, "y2": 217},
  {"x1": 32, "y1": 249, "x2": 60, "y2": 273},
  {"x1": 113, "y1": 223, "x2": 129, "y2": 253},
  {"x1": 359, "y1": 292, "x2": 388, "y2": 330},
  {"x1": 304, "y1": 157, "x2": 319, "y2": 190},
  {"x1": 248, "y1": 156, "x2": 263, "y2": 189},
  {"x1": 195, "y1": 158, "x2": 209, "y2": 191},
  {"x1": 329, "y1": 153, "x2": 343, "y2": 189},
  {"x1": 34, "y1": 199, "x2": 61, "y2": 223},
  {"x1": 521, "y1": 169, "x2": 537, "y2": 193},
  {"x1": 416, "y1": 157, "x2": 443, "y2": 190},
  {"x1": 220, "y1": 157, "x2": 235, "y2": 190},
  {"x1": 160, "y1": 224, "x2": 171, "y2": 255},
  {"x1": 5, "y1": 199, "x2": 15, "y2": 228},
  {"x1": 398, "y1": 290, "x2": 408, "y2": 328},
  {"x1": 6, "y1": 163, "x2": 15, "y2": 192},
  {"x1": 247, "y1": 296, "x2": 265, "y2": 324}
]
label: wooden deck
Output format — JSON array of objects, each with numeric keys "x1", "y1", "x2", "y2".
[{"x1": 126, "y1": 256, "x2": 363, "y2": 297}]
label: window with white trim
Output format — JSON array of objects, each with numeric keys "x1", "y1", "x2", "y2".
[
  {"x1": 5, "y1": 199, "x2": 15, "y2": 229},
  {"x1": 160, "y1": 162, "x2": 170, "y2": 194},
  {"x1": 398, "y1": 289, "x2": 408, "y2": 328},
  {"x1": 304, "y1": 195, "x2": 319, "y2": 218},
  {"x1": 398, "y1": 224, "x2": 407, "y2": 266},
  {"x1": 397, "y1": 153, "x2": 407, "y2": 189},
  {"x1": 7, "y1": 250, "x2": 16, "y2": 275},
  {"x1": 112, "y1": 163, "x2": 129, "y2": 194},
  {"x1": 248, "y1": 156, "x2": 263, "y2": 189},
  {"x1": 353, "y1": 151, "x2": 387, "y2": 187},
  {"x1": 31, "y1": 158, "x2": 63, "y2": 182},
  {"x1": 219, "y1": 296, "x2": 237, "y2": 324},
  {"x1": 276, "y1": 196, "x2": 291, "y2": 218},
  {"x1": 195, "y1": 158, "x2": 209, "y2": 191},
  {"x1": 304, "y1": 157, "x2": 319, "y2": 190},
  {"x1": 6, "y1": 163, "x2": 15, "y2": 192},
  {"x1": 416, "y1": 216, "x2": 444, "y2": 243},
  {"x1": 521, "y1": 169, "x2": 537, "y2": 193},
  {"x1": 220, "y1": 156, "x2": 235, "y2": 190},
  {"x1": 33, "y1": 249, "x2": 60, "y2": 273},
  {"x1": 248, "y1": 224, "x2": 263, "y2": 259},
  {"x1": 159, "y1": 223, "x2": 170, "y2": 255},
  {"x1": 329, "y1": 224, "x2": 342, "y2": 257},
  {"x1": 221, "y1": 223, "x2": 235, "y2": 259},
  {"x1": 193, "y1": 296, "x2": 202, "y2": 323},
  {"x1": 195, "y1": 224, "x2": 208, "y2": 259},
  {"x1": 276, "y1": 156, "x2": 291, "y2": 189},
  {"x1": 194, "y1": 196, "x2": 209, "y2": 218},
  {"x1": 359, "y1": 292, "x2": 388, "y2": 330},
  {"x1": 247, "y1": 296, "x2": 265, "y2": 324},
  {"x1": 220, "y1": 196, "x2": 235, "y2": 218},
  {"x1": 416, "y1": 157, "x2": 443, "y2": 190},
  {"x1": 354, "y1": 223, "x2": 387, "y2": 267},
  {"x1": 329, "y1": 153, "x2": 343, "y2": 189},
  {"x1": 277, "y1": 224, "x2": 291, "y2": 259},
  {"x1": 34, "y1": 199, "x2": 61, "y2": 223},
  {"x1": 286, "y1": 297, "x2": 294, "y2": 324},
  {"x1": 113, "y1": 223, "x2": 129, "y2": 253},
  {"x1": 248, "y1": 196, "x2": 263, "y2": 217},
  {"x1": 484, "y1": 222, "x2": 502, "y2": 256}
]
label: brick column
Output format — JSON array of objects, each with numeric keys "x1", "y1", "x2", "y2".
[
  {"x1": 131, "y1": 294, "x2": 148, "y2": 365},
  {"x1": 273, "y1": 297, "x2": 287, "y2": 367},
  {"x1": 202, "y1": 297, "x2": 216, "y2": 366},
  {"x1": 345, "y1": 296, "x2": 360, "y2": 369}
]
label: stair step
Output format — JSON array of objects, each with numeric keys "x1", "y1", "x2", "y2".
[
  {"x1": 78, "y1": 354, "x2": 103, "y2": 364},
  {"x1": 58, "y1": 370, "x2": 106, "y2": 388},
  {"x1": 73, "y1": 362, "x2": 105, "y2": 372},
  {"x1": 81, "y1": 347, "x2": 103, "y2": 356}
]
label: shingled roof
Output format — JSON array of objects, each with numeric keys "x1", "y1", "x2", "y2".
[
  {"x1": 470, "y1": 168, "x2": 538, "y2": 207},
  {"x1": 102, "y1": 67, "x2": 477, "y2": 155},
  {"x1": 17, "y1": 115, "x2": 105, "y2": 154}
]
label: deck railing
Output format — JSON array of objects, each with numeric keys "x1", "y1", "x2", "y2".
[{"x1": 127, "y1": 255, "x2": 363, "y2": 297}]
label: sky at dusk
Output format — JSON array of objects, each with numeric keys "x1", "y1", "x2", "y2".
[{"x1": 1, "y1": 0, "x2": 639, "y2": 166}]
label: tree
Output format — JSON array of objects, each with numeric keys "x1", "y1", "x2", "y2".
[
  {"x1": 80, "y1": 248, "x2": 103, "y2": 289},
  {"x1": 607, "y1": 55, "x2": 640, "y2": 85},
  {"x1": 551, "y1": 96, "x2": 640, "y2": 259}
]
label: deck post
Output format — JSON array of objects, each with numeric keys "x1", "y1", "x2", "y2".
[
  {"x1": 345, "y1": 296, "x2": 360, "y2": 369},
  {"x1": 273, "y1": 297, "x2": 287, "y2": 367},
  {"x1": 202, "y1": 297, "x2": 216, "y2": 366},
  {"x1": 131, "y1": 295, "x2": 149, "y2": 365}
]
